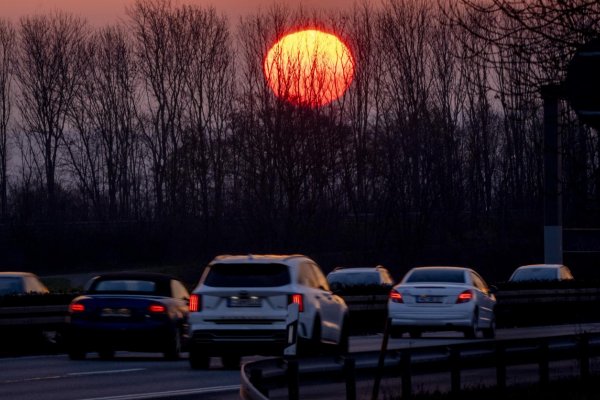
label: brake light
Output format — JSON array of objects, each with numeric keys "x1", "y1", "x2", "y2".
[
  {"x1": 69, "y1": 303, "x2": 85, "y2": 313},
  {"x1": 389, "y1": 289, "x2": 403, "y2": 303},
  {"x1": 456, "y1": 290, "x2": 473, "y2": 304},
  {"x1": 189, "y1": 294, "x2": 201, "y2": 312},
  {"x1": 289, "y1": 293, "x2": 304, "y2": 312},
  {"x1": 148, "y1": 304, "x2": 167, "y2": 313}
]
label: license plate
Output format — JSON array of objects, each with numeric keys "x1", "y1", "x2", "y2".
[
  {"x1": 416, "y1": 296, "x2": 443, "y2": 304},
  {"x1": 101, "y1": 308, "x2": 132, "y2": 317},
  {"x1": 228, "y1": 296, "x2": 261, "y2": 307}
]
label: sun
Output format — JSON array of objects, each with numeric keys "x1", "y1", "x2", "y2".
[{"x1": 264, "y1": 29, "x2": 355, "y2": 107}]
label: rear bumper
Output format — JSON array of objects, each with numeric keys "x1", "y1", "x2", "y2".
[
  {"x1": 389, "y1": 307, "x2": 475, "y2": 331},
  {"x1": 68, "y1": 321, "x2": 174, "y2": 351},
  {"x1": 189, "y1": 328, "x2": 287, "y2": 356}
]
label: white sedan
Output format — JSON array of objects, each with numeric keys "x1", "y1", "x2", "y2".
[{"x1": 388, "y1": 266, "x2": 496, "y2": 339}]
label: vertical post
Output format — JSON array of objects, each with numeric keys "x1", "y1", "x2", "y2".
[
  {"x1": 495, "y1": 344, "x2": 506, "y2": 392},
  {"x1": 542, "y1": 84, "x2": 563, "y2": 264},
  {"x1": 344, "y1": 357, "x2": 357, "y2": 400},
  {"x1": 287, "y1": 358, "x2": 300, "y2": 400},
  {"x1": 538, "y1": 341, "x2": 549, "y2": 386},
  {"x1": 371, "y1": 318, "x2": 391, "y2": 400},
  {"x1": 579, "y1": 334, "x2": 590, "y2": 381},
  {"x1": 449, "y1": 348, "x2": 461, "y2": 396},
  {"x1": 401, "y1": 350, "x2": 412, "y2": 399}
]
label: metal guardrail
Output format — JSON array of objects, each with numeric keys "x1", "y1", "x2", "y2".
[
  {"x1": 0, "y1": 304, "x2": 69, "y2": 328},
  {"x1": 240, "y1": 330, "x2": 600, "y2": 400}
]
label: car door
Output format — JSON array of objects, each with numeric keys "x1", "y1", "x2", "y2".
[{"x1": 309, "y1": 263, "x2": 344, "y2": 342}]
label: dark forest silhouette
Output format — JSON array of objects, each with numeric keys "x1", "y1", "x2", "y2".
[{"x1": 0, "y1": 0, "x2": 599, "y2": 281}]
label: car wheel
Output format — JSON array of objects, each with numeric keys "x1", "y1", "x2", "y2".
[
  {"x1": 409, "y1": 330, "x2": 422, "y2": 339},
  {"x1": 482, "y1": 315, "x2": 496, "y2": 339},
  {"x1": 336, "y1": 317, "x2": 350, "y2": 355},
  {"x1": 68, "y1": 348, "x2": 86, "y2": 360},
  {"x1": 164, "y1": 327, "x2": 181, "y2": 360},
  {"x1": 464, "y1": 310, "x2": 479, "y2": 339},
  {"x1": 221, "y1": 355, "x2": 241, "y2": 370},
  {"x1": 298, "y1": 316, "x2": 321, "y2": 356},
  {"x1": 189, "y1": 345, "x2": 210, "y2": 370},
  {"x1": 98, "y1": 348, "x2": 115, "y2": 360}
]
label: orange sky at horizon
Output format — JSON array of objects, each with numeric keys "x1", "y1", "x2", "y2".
[{"x1": 2, "y1": 0, "x2": 353, "y2": 26}]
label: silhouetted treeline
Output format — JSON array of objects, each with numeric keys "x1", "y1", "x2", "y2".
[{"x1": 0, "y1": 0, "x2": 599, "y2": 280}]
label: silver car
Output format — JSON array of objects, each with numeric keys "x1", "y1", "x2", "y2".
[{"x1": 388, "y1": 266, "x2": 496, "y2": 339}]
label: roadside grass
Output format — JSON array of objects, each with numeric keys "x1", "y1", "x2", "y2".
[{"x1": 393, "y1": 378, "x2": 600, "y2": 400}]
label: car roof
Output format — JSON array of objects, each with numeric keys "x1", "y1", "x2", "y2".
[
  {"x1": 90, "y1": 272, "x2": 176, "y2": 282},
  {"x1": 516, "y1": 264, "x2": 564, "y2": 269},
  {"x1": 0, "y1": 271, "x2": 37, "y2": 278},
  {"x1": 329, "y1": 267, "x2": 384, "y2": 274},
  {"x1": 410, "y1": 266, "x2": 472, "y2": 272},
  {"x1": 210, "y1": 254, "x2": 310, "y2": 266}
]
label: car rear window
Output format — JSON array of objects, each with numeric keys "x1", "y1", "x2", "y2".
[
  {"x1": 204, "y1": 263, "x2": 290, "y2": 287},
  {"x1": 511, "y1": 268, "x2": 557, "y2": 281},
  {"x1": 0, "y1": 278, "x2": 24, "y2": 295},
  {"x1": 328, "y1": 272, "x2": 380, "y2": 286},
  {"x1": 405, "y1": 269, "x2": 466, "y2": 284},
  {"x1": 91, "y1": 280, "x2": 157, "y2": 293}
]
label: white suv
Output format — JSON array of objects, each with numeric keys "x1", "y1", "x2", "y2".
[{"x1": 187, "y1": 254, "x2": 349, "y2": 369}]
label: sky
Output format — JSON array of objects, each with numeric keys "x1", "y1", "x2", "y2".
[{"x1": 2, "y1": 0, "x2": 354, "y2": 26}]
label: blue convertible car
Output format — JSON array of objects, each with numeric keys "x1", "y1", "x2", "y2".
[{"x1": 67, "y1": 272, "x2": 190, "y2": 360}]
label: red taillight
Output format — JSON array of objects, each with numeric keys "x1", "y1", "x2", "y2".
[
  {"x1": 456, "y1": 290, "x2": 473, "y2": 304},
  {"x1": 69, "y1": 303, "x2": 85, "y2": 313},
  {"x1": 189, "y1": 294, "x2": 201, "y2": 312},
  {"x1": 289, "y1": 293, "x2": 304, "y2": 312},
  {"x1": 389, "y1": 289, "x2": 403, "y2": 303},
  {"x1": 148, "y1": 304, "x2": 166, "y2": 313}
]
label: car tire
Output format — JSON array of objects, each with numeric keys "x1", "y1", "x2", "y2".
[
  {"x1": 164, "y1": 327, "x2": 181, "y2": 360},
  {"x1": 409, "y1": 330, "x2": 422, "y2": 339},
  {"x1": 336, "y1": 317, "x2": 350, "y2": 355},
  {"x1": 221, "y1": 355, "x2": 241, "y2": 370},
  {"x1": 298, "y1": 316, "x2": 321, "y2": 356},
  {"x1": 98, "y1": 348, "x2": 115, "y2": 360},
  {"x1": 189, "y1": 345, "x2": 210, "y2": 370},
  {"x1": 482, "y1": 315, "x2": 496, "y2": 339},
  {"x1": 464, "y1": 309, "x2": 479, "y2": 339},
  {"x1": 68, "y1": 348, "x2": 86, "y2": 360}
]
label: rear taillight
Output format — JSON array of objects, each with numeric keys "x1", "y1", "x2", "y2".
[
  {"x1": 288, "y1": 293, "x2": 304, "y2": 312},
  {"x1": 389, "y1": 289, "x2": 403, "y2": 303},
  {"x1": 148, "y1": 304, "x2": 167, "y2": 313},
  {"x1": 189, "y1": 294, "x2": 201, "y2": 312},
  {"x1": 69, "y1": 303, "x2": 85, "y2": 313},
  {"x1": 456, "y1": 290, "x2": 473, "y2": 304}
]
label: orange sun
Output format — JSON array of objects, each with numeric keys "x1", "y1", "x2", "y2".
[{"x1": 264, "y1": 29, "x2": 355, "y2": 107}]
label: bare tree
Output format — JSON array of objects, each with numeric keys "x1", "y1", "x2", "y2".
[
  {"x1": 0, "y1": 20, "x2": 15, "y2": 219},
  {"x1": 15, "y1": 13, "x2": 87, "y2": 218}
]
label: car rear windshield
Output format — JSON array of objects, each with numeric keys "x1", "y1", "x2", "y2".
[
  {"x1": 511, "y1": 268, "x2": 557, "y2": 281},
  {"x1": 0, "y1": 278, "x2": 24, "y2": 295},
  {"x1": 91, "y1": 279, "x2": 157, "y2": 293},
  {"x1": 328, "y1": 272, "x2": 380, "y2": 286},
  {"x1": 204, "y1": 263, "x2": 291, "y2": 287},
  {"x1": 405, "y1": 269, "x2": 466, "y2": 284}
]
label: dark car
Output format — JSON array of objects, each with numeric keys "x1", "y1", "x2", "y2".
[
  {"x1": 326, "y1": 266, "x2": 394, "y2": 333},
  {"x1": 67, "y1": 272, "x2": 189, "y2": 360}
]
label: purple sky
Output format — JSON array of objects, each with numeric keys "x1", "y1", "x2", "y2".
[{"x1": 2, "y1": 0, "x2": 355, "y2": 26}]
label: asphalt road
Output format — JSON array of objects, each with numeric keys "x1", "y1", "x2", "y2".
[{"x1": 3, "y1": 323, "x2": 600, "y2": 400}]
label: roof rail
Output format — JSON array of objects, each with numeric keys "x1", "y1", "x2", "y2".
[{"x1": 283, "y1": 254, "x2": 307, "y2": 261}]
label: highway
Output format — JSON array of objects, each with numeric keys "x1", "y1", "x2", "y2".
[{"x1": 3, "y1": 323, "x2": 600, "y2": 400}]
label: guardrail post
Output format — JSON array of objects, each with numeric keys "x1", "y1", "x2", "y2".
[
  {"x1": 579, "y1": 334, "x2": 590, "y2": 381},
  {"x1": 371, "y1": 317, "x2": 391, "y2": 400},
  {"x1": 343, "y1": 357, "x2": 357, "y2": 400},
  {"x1": 538, "y1": 341, "x2": 549, "y2": 386},
  {"x1": 401, "y1": 349, "x2": 412, "y2": 399},
  {"x1": 495, "y1": 343, "x2": 506, "y2": 392},
  {"x1": 250, "y1": 368, "x2": 268, "y2": 397},
  {"x1": 287, "y1": 358, "x2": 300, "y2": 400},
  {"x1": 449, "y1": 348, "x2": 461, "y2": 396}
]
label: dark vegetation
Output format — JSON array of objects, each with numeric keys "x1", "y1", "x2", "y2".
[{"x1": 0, "y1": 1, "x2": 599, "y2": 282}]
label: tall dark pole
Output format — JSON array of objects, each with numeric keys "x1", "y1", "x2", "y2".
[{"x1": 542, "y1": 84, "x2": 563, "y2": 264}]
